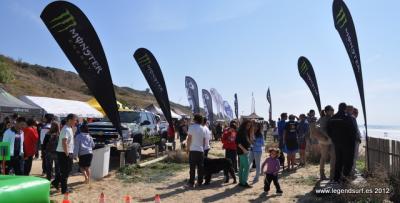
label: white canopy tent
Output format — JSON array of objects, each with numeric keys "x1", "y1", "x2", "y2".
[
  {"x1": 19, "y1": 96, "x2": 103, "y2": 118},
  {"x1": 145, "y1": 104, "x2": 182, "y2": 119}
]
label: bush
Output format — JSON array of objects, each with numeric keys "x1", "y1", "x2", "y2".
[
  {"x1": 389, "y1": 175, "x2": 400, "y2": 202},
  {"x1": 0, "y1": 61, "x2": 14, "y2": 83}
]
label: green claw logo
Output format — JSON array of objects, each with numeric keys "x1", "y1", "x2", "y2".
[
  {"x1": 336, "y1": 7, "x2": 348, "y2": 29},
  {"x1": 137, "y1": 54, "x2": 152, "y2": 66},
  {"x1": 50, "y1": 9, "x2": 77, "y2": 32},
  {"x1": 300, "y1": 61, "x2": 308, "y2": 74}
]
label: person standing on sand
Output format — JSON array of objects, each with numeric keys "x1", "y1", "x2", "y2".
[
  {"x1": 186, "y1": 114, "x2": 206, "y2": 188},
  {"x1": 2, "y1": 117, "x2": 27, "y2": 175},
  {"x1": 297, "y1": 114, "x2": 309, "y2": 167},
  {"x1": 327, "y1": 103, "x2": 357, "y2": 183},
  {"x1": 42, "y1": 122, "x2": 60, "y2": 183},
  {"x1": 202, "y1": 118, "x2": 212, "y2": 158},
  {"x1": 236, "y1": 120, "x2": 253, "y2": 188},
  {"x1": 248, "y1": 122, "x2": 264, "y2": 183},
  {"x1": 262, "y1": 148, "x2": 283, "y2": 194},
  {"x1": 74, "y1": 123, "x2": 95, "y2": 184},
  {"x1": 55, "y1": 114, "x2": 77, "y2": 194},
  {"x1": 277, "y1": 113, "x2": 287, "y2": 167},
  {"x1": 222, "y1": 121, "x2": 238, "y2": 172},
  {"x1": 40, "y1": 114, "x2": 54, "y2": 176},
  {"x1": 351, "y1": 108, "x2": 362, "y2": 175},
  {"x1": 178, "y1": 119, "x2": 188, "y2": 150},
  {"x1": 283, "y1": 115, "x2": 299, "y2": 170},
  {"x1": 318, "y1": 106, "x2": 335, "y2": 180},
  {"x1": 23, "y1": 118, "x2": 39, "y2": 175}
]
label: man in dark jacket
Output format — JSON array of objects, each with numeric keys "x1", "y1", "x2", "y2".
[{"x1": 327, "y1": 103, "x2": 358, "y2": 182}]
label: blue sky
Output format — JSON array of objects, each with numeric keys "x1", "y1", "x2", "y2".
[{"x1": 0, "y1": 0, "x2": 399, "y2": 126}]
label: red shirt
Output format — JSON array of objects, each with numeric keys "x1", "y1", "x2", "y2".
[
  {"x1": 23, "y1": 127, "x2": 39, "y2": 157},
  {"x1": 167, "y1": 126, "x2": 175, "y2": 138},
  {"x1": 222, "y1": 128, "x2": 237, "y2": 150}
]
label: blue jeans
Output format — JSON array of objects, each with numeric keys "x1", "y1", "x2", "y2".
[{"x1": 249, "y1": 151, "x2": 262, "y2": 181}]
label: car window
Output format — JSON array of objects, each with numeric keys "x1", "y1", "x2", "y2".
[
  {"x1": 146, "y1": 113, "x2": 154, "y2": 124},
  {"x1": 140, "y1": 113, "x2": 148, "y2": 123}
]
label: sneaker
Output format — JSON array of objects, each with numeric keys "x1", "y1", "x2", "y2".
[{"x1": 276, "y1": 190, "x2": 283, "y2": 194}]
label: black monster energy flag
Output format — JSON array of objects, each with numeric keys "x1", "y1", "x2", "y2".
[
  {"x1": 202, "y1": 89, "x2": 214, "y2": 124},
  {"x1": 298, "y1": 56, "x2": 322, "y2": 114},
  {"x1": 185, "y1": 76, "x2": 200, "y2": 114},
  {"x1": 333, "y1": 0, "x2": 367, "y2": 131},
  {"x1": 234, "y1": 93, "x2": 238, "y2": 120},
  {"x1": 267, "y1": 88, "x2": 272, "y2": 121},
  {"x1": 134, "y1": 48, "x2": 173, "y2": 126},
  {"x1": 41, "y1": 1, "x2": 122, "y2": 134}
]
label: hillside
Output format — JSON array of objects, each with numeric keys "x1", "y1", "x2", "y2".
[{"x1": 0, "y1": 54, "x2": 192, "y2": 115}]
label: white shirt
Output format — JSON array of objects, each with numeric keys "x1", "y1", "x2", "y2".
[
  {"x1": 203, "y1": 125, "x2": 211, "y2": 150},
  {"x1": 188, "y1": 123, "x2": 206, "y2": 152},
  {"x1": 56, "y1": 125, "x2": 74, "y2": 153},
  {"x1": 2, "y1": 128, "x2": 24, "y2": 157},
  {"x1": 40, "y1": 123, "x2": 51, "y2": 145}
]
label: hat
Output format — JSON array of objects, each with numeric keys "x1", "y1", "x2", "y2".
[{"x1": 268, "y1": 147, "x2": 280, "y2": 153}]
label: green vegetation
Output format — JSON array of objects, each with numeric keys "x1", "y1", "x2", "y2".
[
  {"x1": 291, "y1": 175, "x2": 319, "y2": 186},
  {"x1": 118, "y1": 151, "x2": 189, "y2": 183},
  {"x1": 118, "y1": 161, "x2": 187, "y2": 183},
  {"x1": 356, "y1": 158, "x2": 365, "y2": 173},
  {"x1": 0, "y1": 61, "x2": 14, "y2": 83}
]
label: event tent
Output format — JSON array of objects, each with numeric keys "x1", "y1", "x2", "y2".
[
  {"x1": 87, "y1": 98, "x2": 133, "y2": 116},
  {"x1": 145, "y1": 104, "x2": 182, "y2": 119},
  {"x1": 0, "y1": 88, "x2": 43, "y2": 117},
  {"x1": 19, "y1": 96, "x2": 103, "y2": 118},
  {"x1": 171, "y1": 108, "x2": 190, "y2": 119},
  {"x1": 241, "y1": 112, "x2": 264, "y2": 120}
]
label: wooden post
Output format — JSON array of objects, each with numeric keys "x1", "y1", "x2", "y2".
[{"x1": 120, "y1": 151, "x2": 126, "y2": 168}]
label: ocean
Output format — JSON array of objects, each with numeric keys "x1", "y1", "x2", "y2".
[{"x1": 360, "y1": 125, "x2": 400, "y2": 142}]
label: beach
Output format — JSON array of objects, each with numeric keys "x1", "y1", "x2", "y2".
[{"x1": 30, "y1": 138, "x2": 329, "y2": 203}]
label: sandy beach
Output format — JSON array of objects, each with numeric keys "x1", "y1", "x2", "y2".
[{"x1": 27, "y1": 137, "x2": 335, "y2": 203}]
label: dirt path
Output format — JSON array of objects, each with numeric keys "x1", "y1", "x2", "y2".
[{"x1": 29, "y1": 138, "x2": 326, "y2": 203}]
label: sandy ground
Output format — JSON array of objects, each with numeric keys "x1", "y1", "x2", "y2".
[{"x1": 28, "y1": 136, "x2": 335, "y2": 203}]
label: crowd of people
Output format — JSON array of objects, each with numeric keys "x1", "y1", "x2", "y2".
[
  {"x1": 0, "y1": 102, "x2": 362, "y2": 196},
  {"x1": 0, "y1": 113, "x2": 95, "y2": 194},
  {"x1": 184, "y1": 102, "x2": 362, "y2": 194}
]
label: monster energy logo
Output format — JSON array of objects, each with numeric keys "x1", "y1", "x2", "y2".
[
  {"x1": 137, "y1": 54, "x2": 164, "y2": 92},
  {"x1": 336, "y1": 7, "x2": 348, "y2": 29},
  {"x1": 50, "y1": 9, "x2": 77, "y2": 32},
  {"x1": 300, "y1": 61, "x2": 308, "y2": 74},
  {"x1": 137, "y1": 54, "x2": 152, "y2": 66}
]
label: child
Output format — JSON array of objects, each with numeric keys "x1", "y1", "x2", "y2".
[
  {"x1": 74, "y1": 123, "x2": 95, "y2": 184},
  {"x1": 261, "y1": 148, "x2": 283, "y2": 194}
]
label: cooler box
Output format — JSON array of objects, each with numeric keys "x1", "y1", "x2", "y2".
[
  {"x1": 0, "y1": 176, "x2": 50, "y2": 203},
  {"x1": 91, "y1": 146, "x2": 110, "y2": 180}
]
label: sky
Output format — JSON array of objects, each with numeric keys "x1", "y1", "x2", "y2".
[{"x1": 0, "y1": 0, "x2": 399, "y2": 126}]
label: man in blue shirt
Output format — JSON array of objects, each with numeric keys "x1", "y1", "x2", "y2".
[
  {"x1": 297, "y1": 114, "x2": 309, "y2": 167},
  {"x1": 277, "y1": 113, "x2": 288, "y2": 151},
  {"x1": 277, "y1": 113, "x2": 287, "y2": 168}
]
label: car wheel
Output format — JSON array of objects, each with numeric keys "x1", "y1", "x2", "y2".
[{"x1": 126, "y1": 143, "x2": 141, "y2": 164}]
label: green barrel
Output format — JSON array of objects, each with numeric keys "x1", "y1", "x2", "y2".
[{"x1": 0, "y1": 175, "x2": 50, "y2": 203}]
